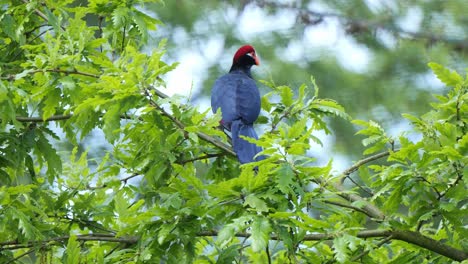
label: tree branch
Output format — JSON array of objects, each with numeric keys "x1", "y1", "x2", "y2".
[
  {"x1": 438, "y1": 162, "x2": 464, "y2": 200},
  {"x1": 323, "y1": 200, "x2": 374, "y2": 218},
  {"x1": 179, "y1": 153, "x2": 225, "y2": 164},
  {"x1": 257, "y1": 0, "x2": 468, "y2": 52},
  {"x1": 0, "y1": 234, "x2": 138, "y2": 250},
  {"x1": 392, "y1": 229, "x2": 467, "y2": 261},
  {"x1": 340, "y1": 150, "x2": 394, "y2": 184},
  {"x1": 351, "y1": 235, "x2": 393, "y2": 262},
  {"x1": 21, "y1": 0, "x2": 66, "y2": 31},
  {"x1": 327, "y1": 150, "x2": 396, "y2": 222},
  {"x1": 1, "y1": 229, "x2": 465, "y2": 261},
  {"x1": 15, "y1": 114, "x2": 72, "y2": 122}
]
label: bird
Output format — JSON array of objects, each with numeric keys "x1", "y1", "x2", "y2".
[{"x1": 211, "y1": 45, "x2": 264, "y2": 164}]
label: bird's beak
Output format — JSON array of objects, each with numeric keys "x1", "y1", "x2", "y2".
[
  {"x1": 254, "y1": 55, "x2": 260, "y2": 66},
  {"x1": 248, "y1": 52, "x2": 260, "y2": 66}
]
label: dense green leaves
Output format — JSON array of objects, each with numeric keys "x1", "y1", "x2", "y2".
[{"x1": 0, "y1": 1, "x2": 466, "y2": 263}]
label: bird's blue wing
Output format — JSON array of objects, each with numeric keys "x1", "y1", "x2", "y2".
[
  {"x1": 211, "y1": 73, "x2": 261, "y2": 126},
  {"x1": 211, "y1": 74, "x2": 239, "y2": 127},
  {"x1": 236, "y1": 77, "x2": 261, "y2": 124}
]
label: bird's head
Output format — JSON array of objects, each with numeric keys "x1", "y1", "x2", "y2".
[{"x1": 231, "y1": 45, "x2": 260, "y2": 70}]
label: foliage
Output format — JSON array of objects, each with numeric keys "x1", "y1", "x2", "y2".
[{"x1": 0, "y1": 1, "x2": 467, "y2": 263}]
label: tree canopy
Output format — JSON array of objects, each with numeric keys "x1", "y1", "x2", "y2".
[{"x1": 0, "y1": 0, "x2": 467, "y2": 263}]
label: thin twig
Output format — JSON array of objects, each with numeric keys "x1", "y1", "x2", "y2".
[
  {"x1": 3, "y1": 68, "x2": 100, "y2": 81},
  {"x1": 0, "y1": 234, "x2": 138, "y2": 250},
  {"x1": 346, "y1": 176, "x2": 374, "y2": 196},
  {"x1": 340, "y1": 150, "x2": 395, "y2": 184},
  {"x1": 5, "y1": 247, "x2": 37, "y2": 264},
  {"x1": 438, "y1": 162, "x2": 464, "y2": 200},
  {"x1": 15, "y1": 114, "x2": 72, "y2": 122},
  {"x1": 266, "y1": 244, "x2": 272, "y2": 264},
  {"x1": 21, "y1": 0, "x2": 67, "y2": 31},
  {"x1": 180, "y1": 153, "x2": 224, "y2": 164},
  {"x1": 87, "y1": 173, "x2": 142, "y2": 189},
  {"x1": 350, "y1": 235, "x2": 393, "y2": 262},
  {"x1": 323, "y1": 200, "x2": 374, "y2": 218}
]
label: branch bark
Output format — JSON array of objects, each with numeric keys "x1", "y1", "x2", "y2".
[
  {"x1": 21, "y1": 0, "x2": 67, "y2": 31},
  {"x1": 15, "y1": 114, "x2": 72, "y2": 122},
  {"x1": 3, "y1": 229, "x2": 464, "y2": 261},
  {"x1": 0, "y1": 234, "x2": 138, "y2": 250},
  {"x1": 392, "y1": 229, "x2": 467, "y2": 261}
]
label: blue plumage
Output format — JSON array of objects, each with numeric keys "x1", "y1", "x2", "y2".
[{"x1": 211, "y1": 45, "x2": 264, "y2": 164}]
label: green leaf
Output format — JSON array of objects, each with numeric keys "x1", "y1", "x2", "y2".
[
  {"x1": 102, "y1": 103, "x2": 122, "y2": 143},
  {"x1": 217, "y1": 224, "x2": 236, "y2": 248},
  {"x1": 333, "y1": 236, "x2": 350, "y2": 263},
  {"x1": 112, "y1": 7, "x2": 129, "y2": 28},
  {"x1": 7, "y1": 207, "x2": 43, "y2": 241},
  {"x1": 279, "y1": 85, "x2": 293, "y2": 107},
  {"x1": 36, "y1": 132, "x2": 62, "y2": 180},
  {"x1": 114, "y1": 192, "x2": 129, "y2": 218},
  {"x1": 217, "y1": 245, "x2": 240, "y2": 264},
  {"x1": 132, "y1": 11, "x2": 148, "y2": 42},
  {"x1": 244, "y1": 195, "x2": 268, "y2": 212},
  {"x1": 65, "y1": 235, "x2": 81, "y2": 264},
  {"x1": 276, "y1": 164, "x2": 295, "y2": 193},
  {"x1": 288, "y1": 117, "x2": 307, "y2": 139},
  {"x1": 261, "y1": 95, "x2": 272, "y2": 112},
  {"x1": 42, "y1": 88, "x2": 61, "y2": 120},
  {"x1": 44, "y1": 7, "x2": 61, "y2": 33},
  {"x1": 428, "y1": 62, "x2": 463, "y2": 87},
  {"x1": 250, "y1": 216, "x2": 271, "y2": 252},
  {"x1": 311, "y1": 99, "x2": 349, "y2": 119}
]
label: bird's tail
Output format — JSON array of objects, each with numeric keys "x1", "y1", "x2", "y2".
[{"x1": 231, "y1": 119, "x2": 264, "y2": 164}]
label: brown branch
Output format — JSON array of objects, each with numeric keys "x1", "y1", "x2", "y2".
[
  {"x1": 196, "y1": 229, "x2": 392, "y2": 241},
  {"x1": 332, "y1": 182, "x2": 386, "y2": 221},
  {"x1": 346, "y1": 175, "x2": 374, "y2": 196},
  {"x1": 199, "y1": 229, "x2": 467, "y2": 261},
  {"x1": 1, "y1": 229, "x2": 465, "y2": 261},
  {"x1": 323, "y1": 200, "x2": 374, "y2": 218},
  {"x1": 351, "y1": 235, "x2": 393, "y2": 262},
  {"x1": 438, "y1": 162, "x2": 464, "y2": 200},
  {"x1": 180, "y1": 153, "x2": 225, "y2": 164},
  {"x1": 21, "y1": 0, "x2": 67, "y2": 31},
  {"x1": 328, "y1": 150, "x2": 397, "y2": 222},
  {"x1": 38, "y1": 69, "x2": 100, "y2": 78},
  {"x1": 86, "y1": 172, "x2": 142, "y2": 189},
  {"x1": 392, "y1": 229, "x2": 467, "y2": 261},
  {"x1": 21, "y1": 0, "x2": 48, "y2": 21},
  {"x1": 340, "y1": 150, "x2": 394, "y2": 184},
  {"x1": 3, "y1": 68, "x2": 100, "y2": 81},
  {"x1": 15, "y1": 114, "x2": 72, "y2": 122},
  {"x1": 5, "y1": 247, "x2": 37, "y2": 264},
  {"x1": 0, "y1": 234, "x2": 138, "y2": 250}
]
